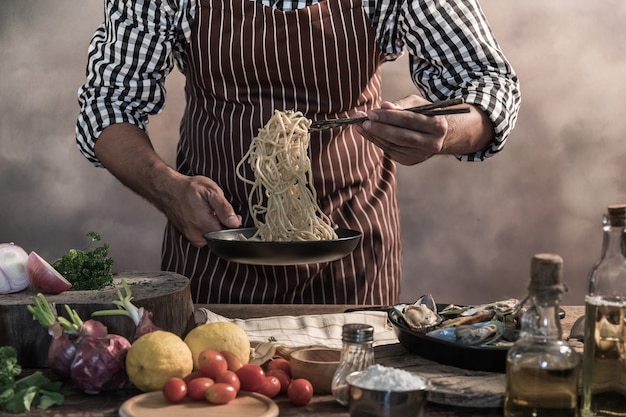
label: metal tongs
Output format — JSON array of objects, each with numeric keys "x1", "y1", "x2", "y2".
[{"x1": 309, "y1": 98, "x2": 470, "y2": 132}]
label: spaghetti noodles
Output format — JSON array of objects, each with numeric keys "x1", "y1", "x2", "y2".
[{"x1": 236, "y1": 110, "x2": 338, "y2": 241}]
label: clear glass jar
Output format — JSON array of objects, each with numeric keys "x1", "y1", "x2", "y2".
[
  {"x1": 504, "y1": 253, "x2": 580, "y2": 417},
  {"x1": 331, "y1": 323, "x2": 375, "y2": 406},
  {"x1": 582, "y1": 205, "x2": 626, "y2": 417}
]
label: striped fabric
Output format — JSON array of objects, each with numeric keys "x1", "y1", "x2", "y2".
[
  {"x1": 74, "y1": 0, "x2": 521, "y2": 304},
  {"x1": 76, "y1": 0, "x2": 521, "y2": 165},
  {"x1": 197, "y1": 308, "x2": 399, "y2": 349},
  {"x1": 161, "y1": 0, "x2": 401, "y2": 304}
]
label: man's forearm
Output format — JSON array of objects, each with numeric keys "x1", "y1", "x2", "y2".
[
  {"x1": 94, "y1": 123, "x2": 182, "y2": 213},
  {"x1": 441, "y1": 104, "x2": 495, "y2": 156}
]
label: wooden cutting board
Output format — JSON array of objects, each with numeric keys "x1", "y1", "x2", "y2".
[
  {"x1": 0, "y1": 271, "x2": 195, "y2": 368},
  {"x1": 119, "y1": 391, "x2": 279, "y2": 417}
]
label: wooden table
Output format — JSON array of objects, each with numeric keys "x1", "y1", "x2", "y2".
[{"x1": 20, "y1": 304, "x2": 585, "y2": 417}]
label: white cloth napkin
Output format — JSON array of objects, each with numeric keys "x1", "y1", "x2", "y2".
[{"x1": 196, "y1": 308, "x2": 399, "y2": 349}]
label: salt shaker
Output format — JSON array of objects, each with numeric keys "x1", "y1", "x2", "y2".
[{"x1": 331, "y1": 323, "x2": 375, "y2": 406}]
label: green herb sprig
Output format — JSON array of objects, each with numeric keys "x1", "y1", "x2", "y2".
[{"x1": 52, "y1": 231, "x2": 114, "y2": 291}]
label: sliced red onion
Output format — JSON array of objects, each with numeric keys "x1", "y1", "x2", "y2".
[{"x1": 27, "y1": 251, "x2": 72, "y2": 294}]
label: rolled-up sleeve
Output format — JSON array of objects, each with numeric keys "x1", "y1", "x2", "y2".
[
  {"x1": 394, "y1": 0, "x2": 521, "y2": 161},
  {"x1": 76, "y1": 0, "x2": 185, "y2": 166}
]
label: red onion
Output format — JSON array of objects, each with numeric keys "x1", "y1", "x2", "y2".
[
  {"x1": 69, "y1": 334, "x2": 131, "y2": 394},
  {"x1": 133, "y1": 309, "x2": 160, "y2": 341},
  {"x1": 0, "y1": 243, "x2": 30, "y2": 294},
  {"x1": 92, "y1": 279, "x2": 160, "y2": 342},
  {"x1": 79, "y1": 319, "x2": 108, "y2": 338},
  {"x1": 46, "y1": 322, "x2": 78, "y2": 378},
  {"x1": 27, "y1": 251, "x2": 72, "y2": 294}
]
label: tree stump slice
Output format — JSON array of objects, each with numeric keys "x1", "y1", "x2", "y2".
[{"x1": 0, "y1": 271, "x2": 195, "y2": 368}]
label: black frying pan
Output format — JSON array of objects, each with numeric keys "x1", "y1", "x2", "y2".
[{"x1": 204, "y1": 227, "x2": 361, "y2": 265}]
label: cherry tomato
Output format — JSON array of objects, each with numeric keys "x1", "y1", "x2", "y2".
[
  {"x1": 162, "y1": 377, "x2": 187, "y2": 403},
  {"x1": 266, "y1": 369, "x2": 291, "y2": 394},
  {"x1": 288, "y1": 378, "x2": 314, "y2": 406},
  {"x1": 183, "y1": 370, "x2": 204, "y2": 385},
  {"x1": 220, "y1": 350, "x2": 243, "y2": 371},
  {"x1": 256, "y1": 375, "x2": 281, "y2": 398},
  {"x1": 215, "y1": 370, "x2": 241, "y2": 392},
  {"x1": 205, "y1": 382, "x2": 238, "y2": 405},
  {"x1": 235, "y1": 363, "x2": 266, "y2": 392},
  {"x1": 187, "y1": 377, "x2": 215, "y2": 401},
  {"x1": 198, "y1": 349, "x2": 228, "y2": 379},
  {"x1": 267, "y1": 358, "x2": 292, "y2": 378}
]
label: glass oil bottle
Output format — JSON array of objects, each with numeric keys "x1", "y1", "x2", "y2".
[
  {"x1": 504, "y1": 253, "x2": 580, "y2": 417},
  {"x1": 331, "y1": 323, "x2": 375, "y2": 406},
  {"x1": 582, "y1": 205, "x2": 626, "y2": 417}
]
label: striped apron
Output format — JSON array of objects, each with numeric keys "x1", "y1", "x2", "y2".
[{"x1": 162, "y1": 0, "x2": 401, "y2": 304}]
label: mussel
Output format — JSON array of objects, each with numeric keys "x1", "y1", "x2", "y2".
[
  {"x1": 396, "y1": 294, "x2": 443, "y2": 332},
  {"x1": 455, "y1": 321, "x2": 504, "y2": 345},
  {"x1": 427, "y1": 320, "x2": 505, "y2": 346},
  {"x1": 460, "y1": 298, "x2": 519, "y2": 317}
]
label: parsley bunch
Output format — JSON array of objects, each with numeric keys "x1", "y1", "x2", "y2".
[
  {"x1": 52, "y1": 232, "x2": 114, "y2": 290},
  {"x1": 0, "y1": 347, "x2": 64, "y2": 413}
]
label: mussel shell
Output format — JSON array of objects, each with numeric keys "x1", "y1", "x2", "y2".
[
  {"x1": 403, "y1": 304, "x2": 442, "y2": 331},
  {"x1": 460, "y1": 299, "x2": 519, "y2": 317},
  {"x1": 394, "y1": 294, "x2": 443, "y2": 332},
  {"x1": 427, "y1": 320, "x2": 505, "y2": 346}
]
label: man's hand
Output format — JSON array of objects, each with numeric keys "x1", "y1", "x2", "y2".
[
  {"x1": 95, "y1": 123, "x2": 241, "y2": 248},
  {"x1": 161, "y1": 174, "x2": 242, "y2": 247},
  {"x1": 355, "y1": 95, "x2": 494, "y2": 165}
]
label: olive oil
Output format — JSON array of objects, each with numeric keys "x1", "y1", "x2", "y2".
[
  {"x1": 581, "y1": 204, "x2": 626, "y2": 417},
  {"x1": 504, "y1": 254, "x2": 580, "y2": 417},
  {"x1": 581, "y1": 297, "x2": 626, "y2": 417},
  {"x1": 505, "y1": 356, "x2": 579, "y2": 417}
]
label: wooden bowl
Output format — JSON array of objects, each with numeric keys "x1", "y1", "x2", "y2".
[{"x1": 290, "y1": 347, "x2": 341, "y2": 394}]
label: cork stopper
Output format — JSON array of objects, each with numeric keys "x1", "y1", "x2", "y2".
[
  {"x1": 530, "y1": 253, "x2": 563, "y2": 287},
  {"x1": 607, "y1": 204, "x2": 626, "y2": 227}
]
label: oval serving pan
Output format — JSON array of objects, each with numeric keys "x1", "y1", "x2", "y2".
[{"x1": 387, "y1": 306, "x2": 509, "y2": 373}]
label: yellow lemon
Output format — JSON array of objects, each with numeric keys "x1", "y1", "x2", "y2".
[
  {"x1": 184, "y1": 322, "x2": 251, "y2": 369},
  {"x1": 125, "y1": 330, "x2": 193, "y2": 392}
]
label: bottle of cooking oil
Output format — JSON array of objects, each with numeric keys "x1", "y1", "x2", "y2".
[
  {"x1": 582, "y1": 205, "x2": 626, "y2": 417},
  {"x1": 504, "y1": 253, "x2": 580, "y2": 417}
]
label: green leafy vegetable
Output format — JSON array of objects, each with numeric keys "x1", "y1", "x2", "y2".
[
  {"x1": 0, "y1": 347, "x2": 64, "y2": 413},
  {"x1": 52, "y1": 231, "x2": 114, "y2": 290},
  {"x1": 0, "y1": 346, "x2": 21, "y2": 389}
]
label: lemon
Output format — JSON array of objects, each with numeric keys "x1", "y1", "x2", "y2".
[
  {"x1": 184, "y1": 322, "x2": 251, "y2": 369},
  {"x1": 125, "y1": 330, "x2": 193, "y2": 392}
]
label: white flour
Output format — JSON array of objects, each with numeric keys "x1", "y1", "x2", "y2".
[{"x1": 347, "y1": 364, "x2": 428, "y2": 391}]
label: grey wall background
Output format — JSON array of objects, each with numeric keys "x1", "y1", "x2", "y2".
[{"x1": 2, "y1": 1, "x2": 625, "y2": 305}]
